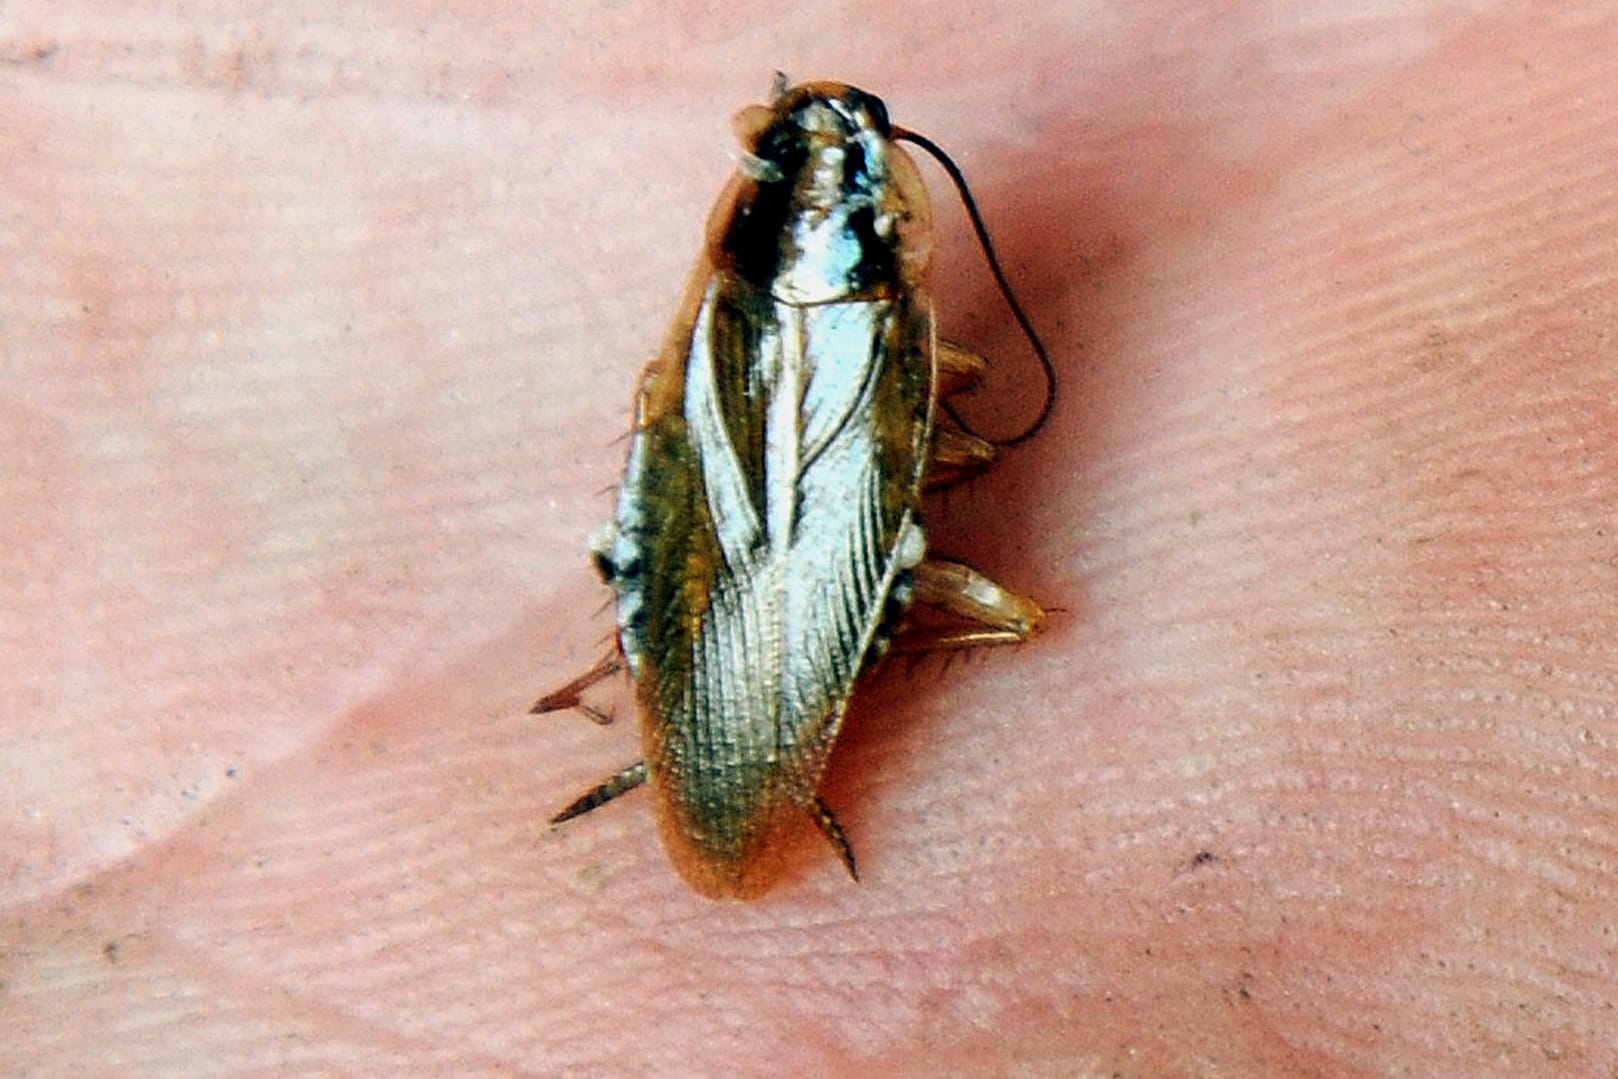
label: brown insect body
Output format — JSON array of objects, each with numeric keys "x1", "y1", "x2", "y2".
[{"x1": 539, "y1": 81, "x2": 1047, "y2": 898}]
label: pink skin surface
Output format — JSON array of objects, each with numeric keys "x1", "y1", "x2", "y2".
[{"x1": 5, "y1": 5, "x2": 1618, "y2": 1076}]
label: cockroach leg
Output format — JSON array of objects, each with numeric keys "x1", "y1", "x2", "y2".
[
  {"x1": 531, "y1": 652, "x2": 623, "y2": 725},
  {"x1": 811, "y1": 797, "x2": 859, "y2": 881},
  {"x1": 936, "y1": 340, "x2": 988, "y2": 397},
  {"x1": 552, "y1": 761, "x2": 649, "y2": 824},
  {"x1": 927, "y1": 341, "x2": 997, "y2": 489},
  {"x1": 893, "y1": 558, "x2": 1046, "y2": 652},
  {"x1": 924, "y1": 426, "x2": 998, "y2": 490}
]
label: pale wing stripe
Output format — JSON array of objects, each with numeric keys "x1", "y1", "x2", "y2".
[
  {"x1": 764, "y1": 303, "x2": 806, "y2": 552},
  {"x1": 785, "y1": 421, "x2": 887, "y2": 732},
  {"x1": 799, "y1": 301, "x2": 889, "y2": 474},
  {"x1": 685, "y1": 281, "x2": 762, "y2": 571}
]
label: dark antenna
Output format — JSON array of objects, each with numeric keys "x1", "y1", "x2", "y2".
[{"x1": 895, "y1": 127, "x2": 1058, "y2": 447}]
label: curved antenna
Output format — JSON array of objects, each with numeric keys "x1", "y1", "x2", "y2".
[{"x1": 895, "y1": 127, "x2": 1058, "y2": 447}]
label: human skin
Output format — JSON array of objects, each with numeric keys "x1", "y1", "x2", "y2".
[{"x1": 5, "y1": 4, "x2": 1618, "y2": 1076}]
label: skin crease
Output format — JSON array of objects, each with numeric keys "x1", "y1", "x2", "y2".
[{"x1": 4, "y1": 3, "x2": 1618, "y2": 1076}]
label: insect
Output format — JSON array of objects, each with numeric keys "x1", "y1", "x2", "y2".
[{"x1": 535, "y1": 79, "x2": 1056, "y2": 898}]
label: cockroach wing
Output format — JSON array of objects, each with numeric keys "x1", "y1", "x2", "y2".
[{"x1": 608, "y1": 267, "x2": 934, "y2": 895}]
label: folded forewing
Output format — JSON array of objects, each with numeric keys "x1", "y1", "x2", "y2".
[{"x1": 619, "y1": 272, "x2": 933, "y2": 856}]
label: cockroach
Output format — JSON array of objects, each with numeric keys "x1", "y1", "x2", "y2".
[{"x1": 535, "y1": 79, "x2": 1056, "y2": 898}]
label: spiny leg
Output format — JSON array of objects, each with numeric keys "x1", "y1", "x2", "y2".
[
  {"x1": 925, "y1": 426, "x2": 998, "y2": 490},
  {"x1": 936, "y1": 339, "x2": 988, "y2": 396},
  {"x1": 552, "y1": 761, "x2": 648, "y2": 825},
  {"x1": 927, "y1": 340, "x2": 1000, "y2": 488},
  {"x1": 811, "y1": 797, "x2": 859, "y2": 881},
  {"x1": 894, "y1": 558, "x2": 1046, "y2": 653},
  {"x1": 530, "y1": 652, "x2": 622, "y2": 725}
]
